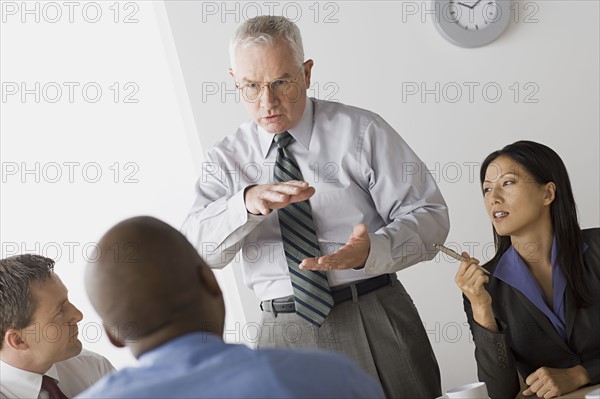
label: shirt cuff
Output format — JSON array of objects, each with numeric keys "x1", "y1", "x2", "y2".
[
  {"x1": 363, "y1": 233, "x2": 393, "y2": 275},
  {"x1": 232, "y1": 187, "x2": 267, "y2": 225}
]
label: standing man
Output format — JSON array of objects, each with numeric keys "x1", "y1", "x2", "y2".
[
  {"x1": 182, "y1": 16, "x2": 449, "y2": 398},
  {"x1": 0, "y1": 254, "x2": 114, "y2": 398}
]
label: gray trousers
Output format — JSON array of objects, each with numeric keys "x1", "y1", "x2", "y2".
[{"x1": 257, "y1": 274, "x2": 442, "y2": 399}]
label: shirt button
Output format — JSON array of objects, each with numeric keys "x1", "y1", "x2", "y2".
[
  {"x1": 498, "y1": 356, "x2": 506, "y2": 362},
  {"x1": 498, "y1": 364, "x2": 506, "y2": 369},
  {"x1": 496, "y1": 342, "x2": 504, "y2": 348},
  {"x1": 497, "y1": 349, "x2": 505, "y2": 356}
]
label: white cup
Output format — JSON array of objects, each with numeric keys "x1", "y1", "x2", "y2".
[
  {"x1": 586, "y1": 387, "x2": 600, "y2": 399},
  {"x1": 446, "y1": 382, "x2": 489, "y2": 399}
]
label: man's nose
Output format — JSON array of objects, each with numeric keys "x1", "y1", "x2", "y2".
[
  {"x1": 70, "y1": 303, "x2": 84, "y2": 323},
  {"x1": 260, "y1": 85, "x2": 278, "y2": 108}
]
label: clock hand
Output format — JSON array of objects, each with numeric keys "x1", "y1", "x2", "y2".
[{"x1": 457, "y1": 0, "x2": 483, "y2": 9}]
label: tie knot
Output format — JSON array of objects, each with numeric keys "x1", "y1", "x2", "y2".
[
  {"x1": 42, "y1": 375, "x2": 68, "y2": 399},
  {"x1": 274, "y1": 132, "x2": 293, "y2": 149}
]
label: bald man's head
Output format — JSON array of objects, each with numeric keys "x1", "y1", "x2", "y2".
[{"x1": 85, "y1": 217, "x2": 224, "y2": 355}]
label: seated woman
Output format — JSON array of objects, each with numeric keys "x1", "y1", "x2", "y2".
[{"x1": 455, "y1": 140, "x2": 599, "y2": 398}]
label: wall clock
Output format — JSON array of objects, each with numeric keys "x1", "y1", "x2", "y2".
[{"x1": 433, "y1": 0, "x2": 511, "y2": 47}]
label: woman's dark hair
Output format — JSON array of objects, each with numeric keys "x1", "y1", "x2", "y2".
[{"x1": 480, "y1": 140, "x2": 591, "y2": 308}]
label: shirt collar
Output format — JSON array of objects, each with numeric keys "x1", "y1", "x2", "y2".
[
  {"x1": 0, "y1": 360, "x2": 55, "y2": 399},
  {"x1": 258, "y1": 97, "x2": 314, "y2": 158}
]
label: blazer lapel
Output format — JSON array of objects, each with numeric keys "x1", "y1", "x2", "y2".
[
  {"x1": 564, "y1": 287, "x2": 578, "y2": 342},
  {"x1": 512, "y1": 288, "x2": 571, "y2": 352}
]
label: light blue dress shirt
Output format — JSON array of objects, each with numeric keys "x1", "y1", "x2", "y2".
[
  {"x1": 182, "y1": 97, "x2": 449, "y2": 300},
  {"x1": 76, "y1": 332, "x2": 385, "y2": 398}
]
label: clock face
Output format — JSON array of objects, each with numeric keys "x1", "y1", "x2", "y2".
[
  {"x1": 432, "y1": 0, "x2": 510, "y2": 48},
  {"x1": 448, "y1": 0, "x2": 499, "y2": 31}
]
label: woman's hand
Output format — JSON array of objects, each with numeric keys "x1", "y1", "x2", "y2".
[
  {"x1": 454, "y1": 252, "x2": 497, "y2": 331},
  {"x1": 455, "y1": 252, "x2": 490, "y2": 306},
  {"x1": 523, "y1": 365, "x2": 591, "y2": 398}
]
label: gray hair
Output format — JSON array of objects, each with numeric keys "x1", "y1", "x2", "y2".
[{"x1": 229, "y1": 16, "x2": 305, "y2": 72}]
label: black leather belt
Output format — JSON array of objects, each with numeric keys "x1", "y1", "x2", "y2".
[{"x1": 260, "y1": 274, "x2": 392, "y2": 316}]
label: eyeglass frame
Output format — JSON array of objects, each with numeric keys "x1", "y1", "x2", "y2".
[{"x1": 234, "y1": 64, "x2": 306, "y2": 103}]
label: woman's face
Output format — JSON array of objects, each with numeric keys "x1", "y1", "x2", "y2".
[{"x1": 482, "y1": 156, "x2": 554, "y2": 238}]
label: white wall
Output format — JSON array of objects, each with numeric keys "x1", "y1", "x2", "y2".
[
  {"x1": 1, "y1": 0, "x2": 248, "y2": 370},
  {"x1": 1, "y1": 0, "x2": 598, "y2": 392}
]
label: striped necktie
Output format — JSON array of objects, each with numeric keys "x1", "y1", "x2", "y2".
[{"x1": 273, "y1": 132, "x2": 334, "y2": 327}]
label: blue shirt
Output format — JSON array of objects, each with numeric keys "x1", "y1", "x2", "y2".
[
  {"x1": 494, "y1": 239, "x2": 588, "y2": 341},
  {"x1": 76, "y1": 332, "x2": 385, "y2": 399}
]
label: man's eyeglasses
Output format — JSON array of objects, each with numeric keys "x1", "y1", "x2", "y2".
[{"x1": 235, "y1": 66, "x2": 305, "y2": 103}]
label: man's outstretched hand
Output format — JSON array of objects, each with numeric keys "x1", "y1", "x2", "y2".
[{"x1": 300, "y1": 224, "x2": 370, "y2": 271}]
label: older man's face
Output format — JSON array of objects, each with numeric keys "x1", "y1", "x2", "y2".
[{"x1": 231, "y1": 40, "x2": 312, "y2": 134}]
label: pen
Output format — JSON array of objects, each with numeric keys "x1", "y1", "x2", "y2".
[{"x1": 433, "y1": 243, "x2": 491, "y2": 275}]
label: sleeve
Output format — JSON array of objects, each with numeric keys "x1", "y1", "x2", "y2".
[
  {"x1": 581, "y1": 354, "x2": 600, "y2": 384},
  {"x1": 580, "y1": 229, "x2": 600, "y2": 384},
  {"x1": 181, "y1": 147, "x2": 268, "y2": 268},
  {"x1": 359, "y1": 115, "x2": 450, "y2": 274},
  {"x1": 463, "y1": 295, "x2": 521, "y2": 399}
]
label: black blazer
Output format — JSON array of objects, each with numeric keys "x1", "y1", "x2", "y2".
[{"x1": 464, "y1": 228, "x2": 600, "y2": 399}]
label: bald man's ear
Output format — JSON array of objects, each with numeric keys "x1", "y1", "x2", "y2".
[
  {"x1": 4, "y1": 329, "x2": 28, "y2": 351},
  {"x1": 197, "y1": 263, "x2": 222, "y2": 299},
  {"x1": 103, "y1": 323, "x2": 125, "y2": 349}
]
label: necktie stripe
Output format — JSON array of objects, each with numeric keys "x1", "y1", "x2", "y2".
[
  {"x1": 288, "y1": 267, "x2": 331, "y2": 294},
  {"x1": 290, "y1": 201, "x2": 313, "y2": 220},
  {"x1": 291, "y1": 282, "x2": 335, "y2": 308},
  {"x1": 295, "y1": 297, "x2": 330, "y2": 319},
  {"x1": 311, "y1": 269, "x2": 329, "y2": 282},
  {"x1": 278, "y1": 150, "x2": 302, "y2": 173},
  {"x1": 281, "y1": 204, "x2": 315, "y2": 234},
  {"x1": 284, "y1": 251, "x2": 305, "y2": 268},
  {"x1": 274, "y1": 132, "x2": 332, "y2": 327},
  {"x1": 295, "y1": 308, "x2": 323, "y2": 327},
  {"x1": 282, "y1": 235, "x2": 319, "y2": 259},
  {"x1": 275, "y1": 161, "x2": 299, "y2": 181},
  {"x1": 280, "y1": 208, "x2": 318, "y2": 237},
  {"x1": 314, "y1": 270, "x2": 328, "y2": 280},
  {"x1": 278, "y1": 218, "x2": 320, "y2": 250},
  {"x1": 289, "y1": 268, "x2": 331, "y2": 293},
  {"x1": 275, "y1": 154, "x2": 300, "y2": 174},
  {"x1": 279, "y1": 212, "x2": 320, "y2": 245},
  {"x1": 277, "y1": 150, "x2": 303, "y2": 178}
]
